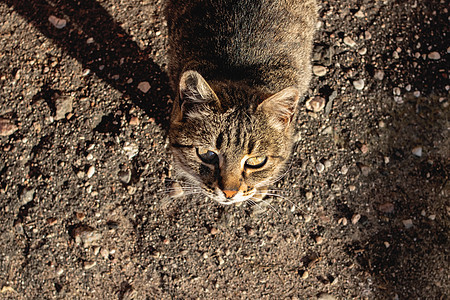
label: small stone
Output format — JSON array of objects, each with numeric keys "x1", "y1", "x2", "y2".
[
  {"x1": 378, "y1": 202, "x2": 395, "y2": 213},
  {"x1": 48, "y1": 15, "x2": 67, "y2": 29},
  {"x1": 317, "y1": 293, "x2": 336, "y2": 300},
  {"x1": 76, "y1": 212, "x2": 85, "y2": 221},
  {"x1": 393, "y1": 87, "x2": 401, "y2": 96},
  {"x1": 413, "y1": 91, "x2": 421, "y2": 97},
  {"x1": 93, "y1": 246, "x2": 101, "y2": 255},
  {"x1": 343, "y1": 36, "x2": 356, "y2": 47},
  {"x1": 123, "y1": 143, "x2": 139, "y2": 160},
  {"x1": 246, "y1": 227, "x2": 255, "y2": 236},
  {"x1": 56, "y1": 268, "x2": 64, "y2": 276},
  {"x1": 312, "y1": 65, "x2": 327, "y2": 77},
  {"x1": 340, "y1": 165, "x2": 348, "y2": 175},
  {"x1": 392, "y1": 51, "x2": 399, "y2": 59},
  {"x1": 358, "y1": 47, "x2": 367, "y2": 55},
  {"x1": 210, "y1": 227, "x2": 219, "y2": 235},
  {"x1": 0, "y1": 118, "x2": 18, "y2": 136},
  {"x1": 305, "y1": 192, "x2": 313, "y2": 200},
  {"x1": 87, "y1": 165, "x2": 95, "y2": 178},
  {"x1": 86, "y1": 37, "x2": 94, "y2": 44},
  {"x1": 169, "y1": 182, "x2": 184, "y2": 198},
  {"x1": 394, "y1": 96, "x2": 403, "y2": 104},
  {"x1": 323, "y1": 160, "x2": 331, "y2": 169},
  {"x1": 118, "y1": 169, "x2": 131, "y2": 184},
  {"x1": 354, "y1": 10, "x2": 364, "y2": 18},
  {"x1": 71, "y1": 224, "x2": 102, "y2": 247},
  {"x1": 428, "y1": 214, "x2": 436, "y2": 221},
  {"x1": 384, "y1": 241, "x2": 390, "y2": 248},
  {"x1": 316, "y1": 162, "x2": 325, "y2": 173},
  {"x1": 351, "y1": 214, "x2": 361, "y2": 224},
  {"x1": 218, "y1": 256, "x2": 225, "y2": 265},
  {"x1": 338, "y1": 217, "x2": 348, "y2": 226},
  {"x1": 305, "y1": 96, "x2": 326, "y2": 112},
  {"x1": 203, "y1": 252, "x2": 209, "y2": 259},
  {"x1": 46, "y1": 217, "x2": 58, "y2": 225},
  {"x1": 402, "y1": 219, "x2": 413, "y2": 229},
  {"x1": 21, "y1": 187, "x2": 35, "y2": 205},
  {"x1": 428, "y1": 52, "x2": 441, "y2": 60},
  {"x1": 358, "y1": 164, "x2": 370, "y2": 176},
  {"x1": 412, "y1": 146, "x2": 422, "y2": 157},
  {"x1": 374, "y1": 70, "x2": 385, "y2": 80},
  {"x1": 384, "y1": 156, "x2": 390, "y2": 164},
  {"x1": 129, "y1": 116, "x2": 140, "y2": 126},
  {"x1": 315, "y1": 236, "x2": 323, "y2": 244},
  {"x1": 364, "y1": 31, "x2": 372, "y2": 40},
  {"x1": 55, "y1": 95, "x2": 73, "y2": 120},
  {"x1": 138, "y1": 81, "x2": 151, "y2": 93},
  {"x1": 301, "y1": 270, "x2": 309, "y2": 279},
  {"x1": 360, "y1": 144, "x2": 369, "y2": 154},
  {"x1": 304, "y1": 215, "x2": 312, "y2": 223},
  {"x1": 353, "y1": 79, "x2": 364, "y2": 90},
  {"x1": 100, "y1": 248, "x2": 109, "y2": 259},
  {"x1": 405, "y1": 84, "x2": 412, "y2": 92},
  {"x1": 348, "y1": 185, "x2": 356, "y2": 192},
  {"x1": 83, "y1": 261, "x2": 97, "y2": 270},
  {"x1": 86, "y1": 153, "x2": 94, "y2": 160}
]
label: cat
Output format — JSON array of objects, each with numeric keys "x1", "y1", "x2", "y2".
[{"x1": 166, "y1": 0, "x2": 317, "y2": 205}]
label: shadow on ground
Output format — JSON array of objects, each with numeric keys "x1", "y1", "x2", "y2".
[{"x1": 2, "y1": 0, "x2": 172, "y2": 129}]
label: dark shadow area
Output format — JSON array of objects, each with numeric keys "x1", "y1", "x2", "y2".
[{"x1": 2, "y1": 0, "x2": 172, "y2": 129}]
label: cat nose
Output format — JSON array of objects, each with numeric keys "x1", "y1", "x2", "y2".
[{"x1": 223, "y1": 190, "x2": 238, "y2": 199}]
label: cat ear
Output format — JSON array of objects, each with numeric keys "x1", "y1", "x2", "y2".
[
  {"x1": 176, "y1": 70, "x2": 220, "y2": 120},
  {"x1": 257, "y1": 87, "x2": 300, "y2": 131}
]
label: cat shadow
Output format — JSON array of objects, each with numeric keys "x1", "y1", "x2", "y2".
[{"x1": 2, "y1": 0, "x2": 172, "y2": 130}]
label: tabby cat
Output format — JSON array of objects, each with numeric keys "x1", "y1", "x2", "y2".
[{"x1": 166, "y1": 0, "x2": 317, "y2": 205}]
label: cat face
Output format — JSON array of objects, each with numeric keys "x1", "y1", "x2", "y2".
[{"x1": 169, "y1": 71, "x2": 299, "y2": 205}]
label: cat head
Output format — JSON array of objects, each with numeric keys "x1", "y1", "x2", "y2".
[{"x1": 169, "y1": 70, "x2": 299, "y2": 205}]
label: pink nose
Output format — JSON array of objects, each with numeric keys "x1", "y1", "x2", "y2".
[{"x1": 223, "y1": 190, "x2": 238, "y2": 199}]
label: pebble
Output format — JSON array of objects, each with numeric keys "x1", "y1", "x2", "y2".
[
  {"x1": 71, "y1": 224, "x2": 102, "y2": 246},
  {"x1": 118, "y1": 169, "x2": 131, "y2": 184},
  {"x1": 428, "y1": 214, "x2": 436, "y2": 221},
  {"x1": 405, "y1": 84, "x2": 412, "y2": 92},
  {"x1": 317, "y1": 293, "x2": 336, "y2": 300},
  {"x1": 413, "y1": 91, "x2": 421, "y2": 97},
  {"x1": 343, "y1": 36, "x2": 356, "y2": 47},
  {"x1": 338, "y1": 217, "x2": 348, "y2": 226},
  {"x1": 378, "y1": 202, "x2": 395, "y2": 213},
  {"x1": 348, "y1": 185, "x2": 356, "y2": 192},
  {"x1": 374, "y1": 70, "x2": 385, "y2": 80},
  {"x1": 300, "y1": 270, "x2": 309, "y2": 279},
  {"x1": 217, "y1": 256, "x2": 225, "y2": 265},
  {"x1": 312, "y1": 65, "x2": 327, "y2": 77},
  {"x1": 412, "y1": 146, "x2": 422, "y2": 157},
  {"x1": 129, "y1": 116, "x2": 140, "y2": 126},
  {"x1": 0, "y1": 118, "x2": 18, "y2": 136},
  {"x1": 360, "y1": 144, "x2": 369, "y2": 154},
  {"x1": 21, "y1": 187, "x2": 35, "y2": 204},
  {"x1": 76, "y1": 212, "x2": 86, "y2": 221},
  {"x1": 359, "y1": 164, "x2": 370, "y2": 176},
  {"x1": 100, "y1": 248, "x2": 109, "y2": 259},
  {"x1": 353, "y1": 79, "x2": 364, "y2": 90},
  {"x1": 354, "y1": 10, "x2": 364, "y2": 18},
  {"x1": 402, "y1": 219, "x2": 413, "y2": 229},
  {"x1": 351, "y1": 214, "x2": 361, "y2": 224},
  {"x1": 305, "y1": 96, "x2": 326, "y2": 112},
  {"x1": 340, "y1": 165, "x2": 348, "y2": 175},
  {"x1": 56, "y1": 268, "x2": 64, "y2": 276},
  {"x1": 48, "y1": 15, "x2": 67, "y2": 29},
  {"x1": 305, "y1": 192, "x2": 313, "y2": 200},
  {"x1": 323, "y1": 160, "x2": 331, "y2": 169},
  {"x1": 87, "y1": 165, "x2": 95, "y2": 178},
  {"x1": 393, "y1": 87, "x2": 401, "y2": 96},
  {"x1": 316, "y1": 162, "x2": 325, "y2": 173},
  {"x1": 55, "y1": 95, "x2": 73, "y2": 120},
  {"x1": 46, "y1": 217, "x2": 58, "y2": 225},
  {"x1": 169, "y1": 182, "x2": 184, "y2": 198},
  {"x1": 358, "y1": 47, "x2": 367, "y2": 55},
  {"x1": 304, "y1": 215, "x2": 312, "y2": 222},
  {"x1": 210, "y1": 227, "x2": 219, "y2": 235},
  {"x1": 394, "y1": 96, "x2": 403, "y2": 104},
  {"x1": 123, "y1": 143, "x2": 139, "y2": 160},
  {"x1": 138, "y1": 81, "x2": 151, "y2": 93},
  {"x1": 315, "y1": 236, "x2": 324, "y2": 244},
  {"x1": 428, "y1": 51, "x2": 441, "y2": 60},
  {"x1": 364, "y1": 31, "x2": 372, "y2": 40},
  {"x1": 83, "y1": 261, "x2": 97, "y2": 270}
]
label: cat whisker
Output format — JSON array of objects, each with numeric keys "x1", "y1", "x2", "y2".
[
  {"x1": 249, "y1": 197, "x2": 282, "y2": 217},
  {"x1": 253, "y1": 191, "x2": 296, "y2": 207}
]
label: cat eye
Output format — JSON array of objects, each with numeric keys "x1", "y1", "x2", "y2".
[
  {"x1": 196, "y1": 148, "x2": 219, "y2": 164},
  {"x1": 245, "y1": 156, "x2": 267, "y2": 169}
]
